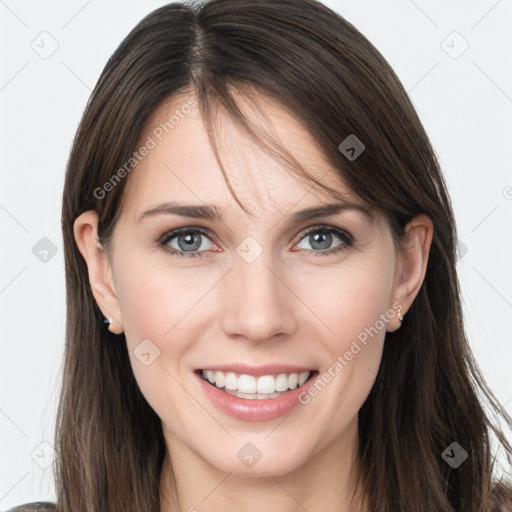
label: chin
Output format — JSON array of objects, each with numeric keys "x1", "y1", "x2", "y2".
[{"x1": 197, "y1": 433, "x2": 315, "y2": 477}]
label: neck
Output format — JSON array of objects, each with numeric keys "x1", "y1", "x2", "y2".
[{"x1": 159, "y1": 417, "x2": 367, "y2": 512}]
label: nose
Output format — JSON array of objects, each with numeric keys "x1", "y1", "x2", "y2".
[{"x1": 220, "y1": 251, "x2": 297, "y2": 344}]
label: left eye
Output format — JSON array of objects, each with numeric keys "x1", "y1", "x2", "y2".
[{"x1": 294, "y1": 226, "x2": 353, "y2": 255}]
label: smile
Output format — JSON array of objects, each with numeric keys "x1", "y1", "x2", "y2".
[
  {"x1": 199, "y1": 369, "x2": 314, "y2": 400},
  {"x1": 195, "y1": 365, "x2": 320, "y2": 421}
]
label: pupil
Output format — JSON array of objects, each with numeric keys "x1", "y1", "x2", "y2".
[
  {"x1": 179, "y1": 233, "x2": 201, "y2": 251},
  {"x1": 312, "y1": 232, "x2": 331, "y2": 250}
]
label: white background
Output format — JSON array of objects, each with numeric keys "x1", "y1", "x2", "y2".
[{"x1": 1, "y1": 0, "x2": 511, "y2": 508}]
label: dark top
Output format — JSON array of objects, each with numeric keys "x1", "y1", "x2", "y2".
[
  {"x1": 6, "y1": 496, "x2": 512, "y2": 512},
  {"x1": 6, "y1": 496, "x2": 512, "y2": 511},
  {"x1": 6, "y1": 503, "x2": 56, "y2": 512}
]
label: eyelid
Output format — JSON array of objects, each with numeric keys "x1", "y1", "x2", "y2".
[
  {"x1": 297, "y1": 224, "x2": 354, "y2": 243},
  {"x1": 159, "y1": 225, "x2": 213, "y2": 242},
  {"x1": 159, "y1": 223, "x2": 352, "y2": 241}
]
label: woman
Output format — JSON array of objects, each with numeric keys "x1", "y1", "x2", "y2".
[{"x1": 10, "y1": 0, "x2": 512, "y2": 510}]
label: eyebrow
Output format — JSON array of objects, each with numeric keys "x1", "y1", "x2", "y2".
[{"x1": 136, "y1": 201, "x2": 374, "y2": 223}]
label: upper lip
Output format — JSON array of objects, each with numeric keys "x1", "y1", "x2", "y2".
[{"x1": 198, "y1": 363, "x2": 316, "y2": 377}]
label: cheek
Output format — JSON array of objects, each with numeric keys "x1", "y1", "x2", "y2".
[
  {"x1": 114, "y1": 251, "x2": 219, "y2": 343},
  {"x1": 112, "y1": 254, "x2": 229, "y2": 411},
  {"x1": 293, "y1": 252, "x2": 395, "y2": 420},
  {"x1": 112, "y1": 258, "x2": 211, "y2": 416},
  {"x1": 296, "y1": 252, "x2": 395, "y2": 349}
]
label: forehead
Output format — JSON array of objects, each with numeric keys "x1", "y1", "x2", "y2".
[{"x1": 121, "y1": 88, "x2": 363, "y2": 220}]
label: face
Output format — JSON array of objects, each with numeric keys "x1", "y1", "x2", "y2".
[{"x1": 81, "y1": 89, "x2": 415, "y2": 478}]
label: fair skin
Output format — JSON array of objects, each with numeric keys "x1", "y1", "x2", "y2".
[{"x1": 74, "y1": 89, "x2": 433, "y2": 512}]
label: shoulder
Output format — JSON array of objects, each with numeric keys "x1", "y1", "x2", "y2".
[{"x1": 5, "y1": 503, "x2": 56, "y2": 512}]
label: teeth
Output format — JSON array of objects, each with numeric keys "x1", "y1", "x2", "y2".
[
  {"x1": 239, "y1": 374, "x2": 256, "y2": 394},
  {"x1": 214, "y1": 371, "x2": 225, "y2": 388},
  {"x1": 201, "y1": 369, "x2": 311, "y2": 396},
  {"x1": 223, "y1": 389, "x2": 285, "y2": 400},
  {"x1": 298, "y1": 371, "x2": 309, "y2": 386},
  {"x1": 224, "y1": 372, "x2": 238, "y2": 390},
  {"x1": 256, "y1": 375, "x2": 275, "y2": 394},
  {"x1": 275, "y1": 373, "x2": 289, "y2": 392}
]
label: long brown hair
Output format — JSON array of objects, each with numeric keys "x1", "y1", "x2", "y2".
[{"x1": 56, "y1": 0, "x2": 512, "y2": 510}]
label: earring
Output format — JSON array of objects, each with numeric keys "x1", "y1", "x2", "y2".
[
  {"x1": 103, "y1": 316, "x2": 124, "y2": 335},
  {"x1": 387, "y1": 306, "x2": 404, "y2": 333}
]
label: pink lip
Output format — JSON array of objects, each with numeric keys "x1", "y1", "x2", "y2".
[
  {"x1": 195, "y1": 370, "x2": 319, "y2": 422},
  {"x1": 199, "y1": 363, "x2": 315, "y2": 377}
]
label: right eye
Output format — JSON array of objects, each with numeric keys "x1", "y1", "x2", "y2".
[{"x1": 160, "y1": 227, "x2": 216, "y2": 259}]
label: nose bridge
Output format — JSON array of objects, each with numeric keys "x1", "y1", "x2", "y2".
[{"x1": 221, "y1": 243, "x2": 296, "y2": 342}]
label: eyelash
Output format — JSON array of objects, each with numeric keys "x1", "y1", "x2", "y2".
[{"x1": 159, "y1": 225, "x2": 354, "y2": 260}]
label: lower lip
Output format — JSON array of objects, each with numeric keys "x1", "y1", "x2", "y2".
[{"x1": 195, "y1": 371, "x2": 319, "y2": 422}]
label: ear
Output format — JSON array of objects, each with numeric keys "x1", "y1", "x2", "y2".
[
  {"x1": 73, "y1": 210, "x2": 124, "y2": 334},
  {"x1": 388, "y1": 214, "x2": 434, "y2": 331}
]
